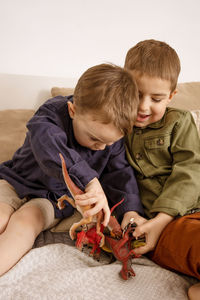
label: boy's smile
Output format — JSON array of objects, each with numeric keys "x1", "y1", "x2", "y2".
[
  {"x1": 136, "y1": 113, "x2": 151, "y2": 122},
  {"x1": 132, "y1": 72, "x2": 176, "y2": 127}
]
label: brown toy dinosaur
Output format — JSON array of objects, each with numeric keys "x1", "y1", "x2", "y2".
[{"x1": 57, "y1": 153, "x2": 104, "y2": 245}]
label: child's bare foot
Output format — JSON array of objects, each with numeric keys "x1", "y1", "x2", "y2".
[{"x1": 188, "y1": 282, "x2": 200, "y2": 300}]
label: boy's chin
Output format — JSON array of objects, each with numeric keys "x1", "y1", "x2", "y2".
[{"x1": 134, "y1": 121, "x2": 148, "y2": 127}]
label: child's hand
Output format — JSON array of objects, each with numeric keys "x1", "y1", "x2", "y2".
[
  {"x1": 121, "y1": 211, "x2": 147, "y2": 230},
  {"x1": 74, "y1": 177, "x2": 110, "y2": 226},
  {"x1": 132, "y1": 212, "x2": 174, "y2": 255}
]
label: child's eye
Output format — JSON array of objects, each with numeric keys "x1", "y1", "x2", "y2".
[
  {"x1": 89, "y1": 136, "x2": 100, "y2": 142},
  {"x1": 90, "y1": 137, "x2": 98, "y2": 141},
  {"x1": 152, "y1": 98, "x2": 161, "y2": 102}
]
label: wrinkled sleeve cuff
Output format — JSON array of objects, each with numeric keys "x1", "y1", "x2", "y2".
[
  {"x1": 68, "y1": 160, "x2": 98, "y2": 191},
  {"x1": 150, "y1": 198, "x2": 188, "y2": 217}
]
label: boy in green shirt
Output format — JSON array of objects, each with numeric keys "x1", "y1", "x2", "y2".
[{"x1": 124, "y1": 39, "x2": 200, "y2": 300}]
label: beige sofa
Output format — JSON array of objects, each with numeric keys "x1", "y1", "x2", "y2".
[{"x1": 0, "y1": 81, "x2": 199, "y2": 299}]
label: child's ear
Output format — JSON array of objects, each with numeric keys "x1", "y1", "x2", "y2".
[
  {"x1": 67, "y1": 101, "x2": 76, "y2": 119},
  {"x1": 168, "y1": 89, "x2": 177, "y2": 104},
  {"x1": 169, "y1": 89, "x2": 177, "y2": 100}
]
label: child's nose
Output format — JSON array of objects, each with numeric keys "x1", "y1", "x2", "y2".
[
  {"x1": 96, "y1": 143, "x2": 106, "y2": 150},
  {"x1": 139, "y1": 97, "x2": 150, "y2": 112}
]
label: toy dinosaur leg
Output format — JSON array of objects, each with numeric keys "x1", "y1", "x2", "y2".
[
  {"x1": 57, "y1": 194, "x2": 76, "y2": 209},
  {"x1": 89, "y1": 243, "x2": 98, "y2": 257},
  {"x1": 119, "y1": 249, "x2": 139, "y2": 279},
  {"x1": 69, "y1": 217, "x2": 93, "y2": 240},
  {"x1": 76, "y1": 231, "x2": 88, "y2": 251},
  {"x1": 96, "y1": 212, "x2": 105, "y2": 247},
  {"x1": 120, "y1": 259, "x2": 135, "y2": 280},
  {"x1": 96, "y1": 224, "x2": 105, "y2": 247},
  {"x1": 91, "y1": 245, "x2": 101, "y2": 260}
]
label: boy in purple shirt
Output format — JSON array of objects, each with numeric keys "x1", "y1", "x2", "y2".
[{"x1": 0, "y1": 63, "x2": 143, "y2": 276}]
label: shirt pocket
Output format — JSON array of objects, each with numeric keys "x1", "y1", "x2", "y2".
[{"x1": 144, "y1": 134, "x2": 172, "y2": 167}]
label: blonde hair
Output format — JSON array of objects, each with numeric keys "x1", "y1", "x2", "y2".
[
  {"x1": 124, "y1": 39, "x2": 181, "y2": 92},
  {"x1": 73, "y1": 63, "x2": 139, "y2": 135}
]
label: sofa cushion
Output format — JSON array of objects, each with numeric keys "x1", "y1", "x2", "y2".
[
  {"x1": 51, "y1": 87, "x2": 74, "y2": 97},
  {"x1": 170, "y1": 82, "x2": 200, "y2": 110},
  {"x1": 0, "y1": 109, "x2": 34, "y2": 163}
]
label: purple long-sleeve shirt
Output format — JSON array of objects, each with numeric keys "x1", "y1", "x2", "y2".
[{"x1": 0, "y1": 96, "x2": 143, "y2": 220}]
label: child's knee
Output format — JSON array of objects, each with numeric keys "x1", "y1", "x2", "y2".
[
  {"x1": 11, "y1": 206, "x2": 45, "y2": 237},
  {"x1": 0, "y1": 202, "x2": 14, "y2": 233}
]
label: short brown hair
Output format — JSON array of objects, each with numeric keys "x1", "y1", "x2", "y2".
[
  {"x1": 73, "y1": 63, "x2": 139, "y2": 135},
  {"x1": 124, "y1": 39, "x2": 181, "y2": 92}
]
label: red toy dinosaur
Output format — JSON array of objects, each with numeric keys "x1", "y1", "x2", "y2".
[
  {"x1": 75, "y1": 198, "x2": 125, "y2": 260},
  {"x1": 103, "y1": 220, "x2": 141, "y2": 280},
  {"x1": 75, "y1": 214, "x2": 141, "y2": 280},
  {"x1": 57, "y1": 153, "x2": 145, "y2": 280}
]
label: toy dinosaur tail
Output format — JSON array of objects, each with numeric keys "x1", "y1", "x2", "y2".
[{"x1": 110, "y1": 198, "x2": 124, "y2": 214}]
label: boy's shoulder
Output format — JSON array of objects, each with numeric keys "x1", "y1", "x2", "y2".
[
  {"x1": 34, "y1": 95, "x2": 73, "y2": 118},
  {"x1": 166, "y1": 106, "x2": 192, "y2": 117},
  {"x1": 165, "y1": 107, "x2": 193, "y2": 125},
  {"x1": 43, "y1": 95, "x2": 73, "y2": 109},
  {"x1": 163, "y1": 107, "x2": 198, "y2": 137}
]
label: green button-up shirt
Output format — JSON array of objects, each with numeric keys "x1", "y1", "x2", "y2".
[{"x1": 125, "y1": 107, "x2": 200, "y2": 218}]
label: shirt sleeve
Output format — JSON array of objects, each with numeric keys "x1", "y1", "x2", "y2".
[
  {"x1": 151, "y1": 111, "x2": 200, "y2": 216},
  {"x1": 26, "y1": 101, "x2": 98, "y2": 190},
  {"x1": 100, "y1": 139, "x2": 143, "y2": 220}
]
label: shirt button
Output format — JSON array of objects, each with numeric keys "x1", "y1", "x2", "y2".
[
  {"x1": 135, "y1": 153, "x2": 142, "y2": 160},
  {"x1": 137, "y1": 174, "x2": 144, "y2": 179},
  {"x1": 157, "y1": 138, "x2": 164, "y2": 145},
  {"x1": 135, "y1": 130, "x2": 142, "y2": 135}
]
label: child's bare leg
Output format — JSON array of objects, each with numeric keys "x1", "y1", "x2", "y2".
[
  {"x1": 0, "y1": 202, "x2": 14, "y2": 233},
  {"x1": 188, "y1": 283, "x2": 200, "y2": 300},
  {"x1": 0, "y1": 204, "x2": 45, "y2": 276}
]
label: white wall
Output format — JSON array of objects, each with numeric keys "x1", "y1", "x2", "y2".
[{"x1": 0, "y1": 0, "x2": 200, "y2": 83}]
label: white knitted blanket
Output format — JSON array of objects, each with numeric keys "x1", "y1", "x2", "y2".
[{"x1": 0, "y1": 241, "x2": 196, "y2": 300}]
